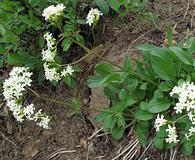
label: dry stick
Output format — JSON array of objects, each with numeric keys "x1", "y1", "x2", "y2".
[
  {"x1": 45, "y1": 149, "x2": 76, "y2": 160},
  {"x1": 0, "y1": 130, "x2": 17, "y2": 147},
  {"x1": 171, "y1": 148, "x2": 177, "y2": 160},
  {"x1": 190, "y1": 12, "x2": 195, "y2": 28},
  {"x1": 88, "y1": 128, "x2": 103, "y2": 140},
  {"x1": 130, "y1": 29, "x2": 155, "y2": 45},
  {"x1": 124, "y1": 148, "x2": 139, "y2": 160},
  {"x1": 170, "y1": 148, "x2": 173, "y2": 160},
  {"x1": 138, "y1": 138, "x2": 155, "y2": 160},
  {"x1": 111, "y1": 139, "x2": 138, "y2": 160},
  {"x1": 86, "y1": 146, "x2": 90, "y2": 160},
  {"x1": 123, "y1": 144, "x2": 139, "y2": 160},
  {"x1": 175, "y1": 0, "x2": 190, "y2": 27},
  {"x1": 183, "y1": 0, "x2": 190, "y2": 20},
  {"x1": 94, "y1": 156, "x2": 106, "y2": 159}
]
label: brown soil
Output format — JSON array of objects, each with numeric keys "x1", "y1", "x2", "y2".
[{"x1": 1, "y1": 0, "x2": 195, "y2": 160}]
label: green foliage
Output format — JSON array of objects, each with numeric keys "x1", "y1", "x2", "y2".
[
  {"x1": 0, "y1": 0, "x2": 85, "y2": 86},
  {"x1": 0, "y1": 0, "x2": 42, "y2": 70},
  {"x1": 67, "y1": 97, "x2": 81, "y2": 117},
  {"x1": 87, "y1": 37, "x2": 195, "y2": 155},
  {"x1": 95, "y1": 0, "x2": 148, "y2": 14}
]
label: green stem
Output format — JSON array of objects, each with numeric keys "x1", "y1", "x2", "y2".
[
  {"x1": 173, "y1": 114, "x2": 188, "y2": 123},
  {"x1": 59, "y1": 52, "x2": 92, "y2": 67},
  {"x1": 57, "y1": 24, "x2": 63, "y2": 33},
  {"x1": 72, "y1": 39, "x2": 157, "y2": 86},
  {"x1": 92, "y1": 27, "x2": 96, "y2": 47},
  {"x1": 56, "y1": 35, "x2": 65, "y2": 46},
  {"x1": 27, "y1": 87, "x2": 70, "y2": 106},
  {"x1": 72, "y1": 39, "x2": 124, "y2": 70}
]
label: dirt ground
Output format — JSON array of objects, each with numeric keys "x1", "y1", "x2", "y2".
[{"x1": 1, "y1": 0, "x2": 195, "y2": 160}]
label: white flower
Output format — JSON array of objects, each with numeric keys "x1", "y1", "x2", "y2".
[
  {"x1": 3, "y1": 67, "x2": 32, "y2": 117},
  {"x1": 61, "y1": 65, "x2": 74, "y2": 77},
  {"x1": 24, "y1": 104, "x2": 35, "y2": 120},
  {"x1": 44, "y1": 32, "x2": 56, "y2": 48},
  {"x1": 170, "y1": 86, "x2": 182, "y2": 96},
  {"x1": 174, "y1": 102, "x2": 184, "y2": 114},
  {"x1": 170, "y1": 82, "x2": 195, "y2": 114},
  {"x1": 154, "y1": 114, "x2": 167, "y2": 132},
  {"x1": 37, "y1": 116, "x2": 50, "y2": 129},
  {"x1": 42, "y1": 32, "x2": 56, "y2": 62},
  {"x1": 166, "y1": 125, "x2": 179, "y2": 143},
  {"x1": 44, "y1": 63, "x2": 61, "y2": 82},
  {"x1": 33, "y1": 109, "x2": 42, "y2": 122},
  {"x1": 188, "y1": 111, "x2": 195, "y2": 125},
  {"x1": 41, "y1": 49, "x2": 56, "y2": 62},
  {"x1": 86, "y1": 8, "x2": 103, "y2": 26},
  {"x1": 13, "y1": 112, "x2": 24, "y2": 123},
  {"x1": 165, "y1": 125, "x2": 179, "y2": 143},
  {"x1": 42, "y1": 4, "x2": 65, "y2": 22},
  {"x1": 189, "y1": 126, "x2": 195, "y2": 135},
  {"x1": 185, "y1": 126, "x2": 195, "y2": 140}
]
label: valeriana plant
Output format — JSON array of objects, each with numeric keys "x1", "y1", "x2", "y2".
[
  {"x1": 40, "y1": 2, "x2": 104, "y2": 86},
  {"x1": 87, "y1": 37, "x2": 195, "y2": 155},
  {"x1": 1, "y1": 1, "x2": 103, "y2": 129}
]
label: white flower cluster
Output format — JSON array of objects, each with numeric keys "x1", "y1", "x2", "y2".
[
  {"x1": 44, "y1": 64, "x2": 74, "y2": 82},
  {"x1": 154, "y1": 82, "x2": 195, "y2": 143},
  {"x1": 61, "y1": 65, "x2": 74, "y2": 77},
  {"x1": 154, "y1": 114, "x2": 179, "y2": 143},
  {"x1": 42, "y1": 4, "x2": 65, "y2": 24},
  {"x1": 170, "y1": 82, "x2": 195, "y2": 139},
  {"x1": 154, "y1": 114, "x2": 167, "y2": 132},
  {"x1": 186, "y1": 126, "x2": 195, "y2": 139},
  {"x1": 170, "y1": 82, "x2": 195, "y2": 114},
  {"x1": 41, "y1": 32, "x2": 74, "y2": 82},
  {"x1": 86, "y1": 8, "x2": 103, "y2": 26},
  {"x1": 42, "y1": 32, "x2": 56, "y2": 62},
  {"x1": 165, "y1": 125, "x2": 179, "y2": 143},
  {"x1": 44, "y1": 63, "x2": 61, "y2": 82},
  {"x1": 3, "y1": 67, "x2": 50, "y2": 129}
]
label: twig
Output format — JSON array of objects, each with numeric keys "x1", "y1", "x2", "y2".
[
  {"x1": 88, "y1": 128, "x2": 103, "y2": 140},
  {"x1": 138, "y1": 138, "x2": 154, "y2": 160},
  {"x1": 123, "y1": 142, "x2": 139, "y2": 160},
  {"x1": 96, "y1": 131, "x2": 111, "y2": 137},
  {"x1": 45, "y1": 149, "x2": 76, "y2": 160},
  {"x1": 183, "y1": 0, "x2": 190, "y2": 20},
  {"x1": 124, "y1": 148, "x2": 139, "y2": 160},
  {"x1": 171, "y1": 148, "x2": 177, "y2": 160},
  {"x1": 112, "y1": 139, "x2": 138, "y2": 160},
  {"x1": 0, "y1": 130, "x2": 17, "y2": 147},
  {"x1": 170, "y1": 148, "x2": 173, "y2": 160},
  {"x1": 190, "y1": 12, "x2": 195, "y2": 28},
  {"x1": 130, "y1": 29, "x2": 154, "y2": 45},
  {"x1": 86, "y1": 146, "x2": 90, "y2": 160},
  {"x1": 94, "y1": 155, "x2": 106, "y2": 159}
]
